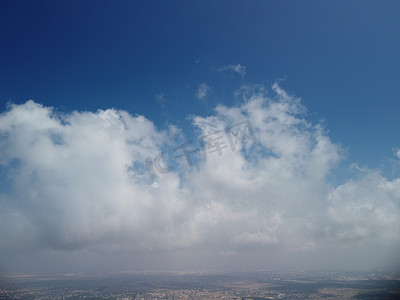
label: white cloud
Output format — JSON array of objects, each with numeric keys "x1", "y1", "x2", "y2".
[
  {"x1": 394, "y1": 148, "x2": 400, "y2": 160},
  {"x1": 195, "y1": 83, "x2": 210, "y2": 100},
  {"x1": 218, "y1": 64, "x2": 247, "y2": 76},
  {"x1": 0, "y1": 85, "x2": 399, "y2": 272},
  {"x1": 328, "y1": 171, "x2": 400, "y2": 242}
]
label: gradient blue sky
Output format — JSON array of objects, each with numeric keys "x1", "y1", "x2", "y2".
[{"x1": 1, "y1": 1, "x2": 399, "y2": 173}]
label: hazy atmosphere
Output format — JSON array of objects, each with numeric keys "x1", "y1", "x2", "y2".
[{"x1": 1, "y1": 1, "x2": 399, "y2": 275}]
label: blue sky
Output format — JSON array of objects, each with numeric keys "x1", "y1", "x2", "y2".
[
  {"x1": 0, "y1": 1, "x2": 400, "y2": 273},
  {"x1": 1, "y1": 1, "x2": 399, "y2": 172}
]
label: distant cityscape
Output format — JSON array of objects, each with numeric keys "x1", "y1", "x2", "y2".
[{"x1": 1, "y1": 270, "x2": 399, "y2": 299}]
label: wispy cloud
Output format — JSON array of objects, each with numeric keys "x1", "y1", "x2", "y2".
[
  {"x1": 218, "y1": 64, "x2": 247, "y2": 76},
  {"x1": 155, "y1": 92, "x2": 166, "y2": 107},
  {"x1": 196, "y1": 83, "x2": 210, "y2": 100},
  {"x1": 394, "y1": 148, "x2": 400, "y2": 160}
]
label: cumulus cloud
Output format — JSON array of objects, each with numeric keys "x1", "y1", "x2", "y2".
[
  {"x1": 0, "y1": 85, "x2": 399, "y2": 273},
  {"x1": 195, "y1": 83, "x2": 210, "y2": 100},
  {"x1": 218, "y1": 64, "x2": 247, "y2": 76}
]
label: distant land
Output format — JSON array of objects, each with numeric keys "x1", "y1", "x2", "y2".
[{"x1": 1, "y1": 270, "x2": 399, "y2": 299}]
